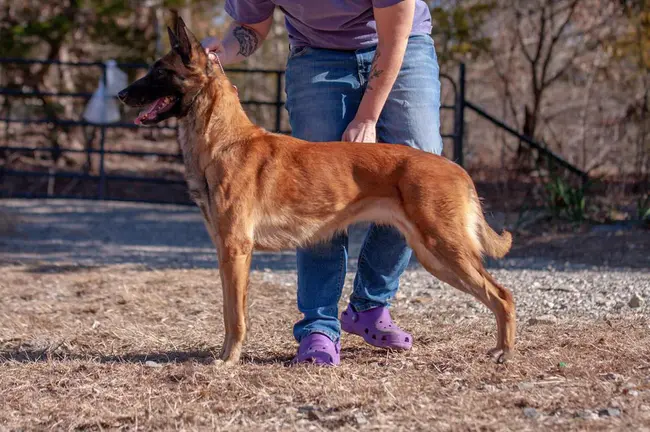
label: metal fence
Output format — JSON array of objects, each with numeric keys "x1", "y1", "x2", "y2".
[
  {"x1": 0, "y1": 58, "x2": 585, "y2": 206},
  {"x1": 0, "y1": 58, "x2": 292, "y2": 204}
]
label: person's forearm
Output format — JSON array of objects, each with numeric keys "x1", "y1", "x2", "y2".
[
  {"x1": 219, "y1": 23, "x2": 263, "y2": 64},
  {"x1": 207, "y1": 17, "x2": 272, "y2": 65},
  {"x1": 354, "y1": 41, "x2": 408, "y2": 122},
  {"x1": 354, "y1": 1, "x2": 415, "y2": 122}
]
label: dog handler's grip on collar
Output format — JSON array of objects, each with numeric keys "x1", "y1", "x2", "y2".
[{"x1": 207, "y1": 52, "x2": 238, "y2": 96}]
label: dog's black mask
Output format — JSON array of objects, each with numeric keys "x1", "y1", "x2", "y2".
[{"x1": 117, "y1": 16, "x2": 213, "y2": 126}]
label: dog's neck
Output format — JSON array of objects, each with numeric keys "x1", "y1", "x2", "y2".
[
  {"x1": 181, "y1": 71, "x2": 257, "y2": 144},
  {"x1": 177, "y1": 71, "x2": 262, "y2": 180}
]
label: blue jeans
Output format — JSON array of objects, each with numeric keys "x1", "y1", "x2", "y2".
[{"x1": 285, "y1": 35, "x2": 443, "y2": 343}]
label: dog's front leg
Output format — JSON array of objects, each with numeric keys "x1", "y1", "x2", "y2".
[
  {"x1": 189, "y1": 182, "x2": 220, "y2": 250},
  {"x1": 217, "y1": 233, "x2": 253, "y2": 365},
  {"x1": 198, "y1": 202, "x2": 220, "y2": 250}
]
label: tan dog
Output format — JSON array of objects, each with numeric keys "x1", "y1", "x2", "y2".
[{"x1": 118, "y1": 17, "x2": 515, "y2": 365}]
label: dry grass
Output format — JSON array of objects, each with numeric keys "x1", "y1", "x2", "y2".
[{"x1": 1, "y1": 264, "x2": 649, "y2": 431}]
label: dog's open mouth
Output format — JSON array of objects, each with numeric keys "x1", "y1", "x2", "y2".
[{"x1": 135, "y1": 96, "x2": 176, "y2": 125}]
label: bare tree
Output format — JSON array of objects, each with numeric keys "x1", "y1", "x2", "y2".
[{"x1": 483, "y1": 0, "x2": 618, "y2": 171}]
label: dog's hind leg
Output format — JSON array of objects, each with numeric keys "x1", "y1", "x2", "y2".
[
  {"x1": 411, "y1": 241, "x2": 516, "y2": 363},
  {"x1": 477, "y1": 267, "x2": 516, "y2": 362}
]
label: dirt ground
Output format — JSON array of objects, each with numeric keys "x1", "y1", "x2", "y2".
[{"x1": 1, "y1": 200, "x2": 649, "y2": 431}]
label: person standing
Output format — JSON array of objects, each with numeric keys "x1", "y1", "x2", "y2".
[{"x1": 203, "y1": 0, "x2": 443, "y2": 365}]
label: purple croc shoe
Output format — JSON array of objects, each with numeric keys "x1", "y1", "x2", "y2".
[
  {"x1": 292, "y1": 333, "x2": 341, "y2": 366},
  {"x1": 340, "y1": 304, "x2": 413, "y2": 350}
]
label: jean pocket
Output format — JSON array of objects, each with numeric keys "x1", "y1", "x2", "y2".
[
  {"x1": 405, "y1": 35, "x2": 438, "y2": 65},
  {"x1": 408, "y1": 34, "x2": 435, "y2": 48},
  {"x1": 288, "y1": 46, "x2": 313, "y2": 60}
]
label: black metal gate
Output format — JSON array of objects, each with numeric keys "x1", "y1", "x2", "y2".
[
  {"x1": 0, "y1": 58, "x2": 585, "y2": 206},
  {"x1": 0, "y1": 57, "x2": 464, "y2": 205}
]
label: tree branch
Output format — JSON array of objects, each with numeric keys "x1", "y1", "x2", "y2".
[
  {"x1": 532, "y1": 3, "x2": 547, "y2": 66},
  {"x1": 542, "y1": 48, "x2": 580, "y2": 87},
  {"x1": 515, "y1": 8, "x2": 535, "y2": 65},
  {"x1": 487, "y1": 30, "x2": 521, "y2": 128},
  {"x1": 539, "y1": 0, "x2": 580, "y2": 89}
]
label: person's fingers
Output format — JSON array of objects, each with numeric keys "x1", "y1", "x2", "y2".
[
  {"x1": 201, "y1": 37, "x2": 212, "y2": 48},
  {"x1": 201, "y1": 36, "x2": 223, "y2": 52},
  {"x1": 341, "y1": 126, "x2": 351, "y2": 142}
]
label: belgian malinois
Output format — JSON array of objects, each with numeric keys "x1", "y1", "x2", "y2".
[{"x1": 118, "y1": 16, "x2": 515, "y2": 365}]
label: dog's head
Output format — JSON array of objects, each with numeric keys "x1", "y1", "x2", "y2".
[{"x1": 118, "y1": 16, "x2": 213, "y2": 125}]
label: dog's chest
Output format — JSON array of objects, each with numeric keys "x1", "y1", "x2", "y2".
[{"x1": 178, "y1": 124, "x2": 209, "y2": 205}]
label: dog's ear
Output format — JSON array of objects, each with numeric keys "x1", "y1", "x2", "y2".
[
  {"x1": 167, "y1": 27, "x2": 179, "y2": 51},
  {"x1": 174, "y1": 16, "x2": 203, "y2": 65}
]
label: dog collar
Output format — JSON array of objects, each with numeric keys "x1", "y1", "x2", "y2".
[{"x1": 208, "y1": 52, "x2": 238, "y2": 96}]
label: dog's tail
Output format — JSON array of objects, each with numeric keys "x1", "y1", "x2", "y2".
[
  {"x1": 478, "y1": 217, "x2": 512, "y2": 259},
  {"x1": 468, "y1": 188, "x2": 512, "y2": 259}
]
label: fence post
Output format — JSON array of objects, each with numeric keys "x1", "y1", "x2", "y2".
[
  {"x1": 453, "y1": 63, "x2": 466, "y2": 167},
  {"x1": 275, "y1": 71, "x2": 283, "y2": 133},
  {"x1": 97, "y1": 65, "x2": 107, "y2": 200}
]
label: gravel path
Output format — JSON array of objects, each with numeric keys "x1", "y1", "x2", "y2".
[{"x1": 1, "y1": 199, "x2": 648, "y2": 321}]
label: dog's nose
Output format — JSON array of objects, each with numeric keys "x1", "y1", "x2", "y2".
[{"x1": 117, "y1": 89, "x2": 128, "y2": 102}]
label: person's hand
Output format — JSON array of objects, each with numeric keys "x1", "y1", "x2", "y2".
[
  {"x1": 342, "y1": 118, "x2": 377, "y2": 143},
  {"x1": 201, "y1": 36, "x2": 224, "y2": 56}
]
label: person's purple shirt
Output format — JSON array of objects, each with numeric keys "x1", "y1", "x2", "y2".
[{"x1": 225, "y1": 0, "x2": 432, "y2": 50}]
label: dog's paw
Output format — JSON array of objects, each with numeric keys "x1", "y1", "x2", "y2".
[
  {"x1": 218, "y1": 347, "x2": 242, "y2": 366},
  {"x1": 213, "y1": 358, "x2": 240, "y2": 368},
  {"x1": 487, "y1": 347, "x2": 511, "y2": 364}
]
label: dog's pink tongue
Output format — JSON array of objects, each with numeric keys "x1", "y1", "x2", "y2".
[{"x1": 135, "y1": 98, "x2": 164, "y2": 125}]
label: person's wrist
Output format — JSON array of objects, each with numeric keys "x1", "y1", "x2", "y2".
[
  {"x1": 353, "y1": 102, "x2": 381, "y2": 123},
  {"x1": 352, "y1": 115, "x2": 378, "y2": 125}
]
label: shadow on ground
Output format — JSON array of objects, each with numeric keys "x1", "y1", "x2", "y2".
[{"x1": 0, "y1": 348, "x2": 378, "y2": 367}]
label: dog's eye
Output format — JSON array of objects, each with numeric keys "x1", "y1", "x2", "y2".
[{"x1": 155, "y1": 69, "x2": 167, "y2": 78}]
